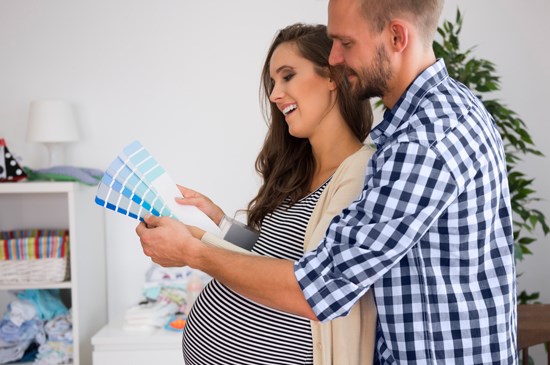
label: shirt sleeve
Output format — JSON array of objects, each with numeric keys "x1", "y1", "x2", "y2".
[{"x1": 294, "y1": 142, "x2": 459, "y2": 322}]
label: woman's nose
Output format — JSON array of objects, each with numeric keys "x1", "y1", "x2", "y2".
[{"x1": 269, "y1": 84, "x2": 283, "y2": 103}]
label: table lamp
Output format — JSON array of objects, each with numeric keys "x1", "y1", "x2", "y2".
[{"x1": 26, "y1": 100, "x2": 80, "y2": 167}]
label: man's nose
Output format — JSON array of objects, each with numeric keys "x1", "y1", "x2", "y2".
[{"x1": 329, "y1": 43, "x2": 344, "y2": 66}]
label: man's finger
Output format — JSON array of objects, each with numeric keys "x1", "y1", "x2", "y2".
[
  {"x1": 143, "y1": 214, "x2": 162, "y2": 227},
  {"x1": 135, "y1": 221, "x2": 148, "y2": 235}
]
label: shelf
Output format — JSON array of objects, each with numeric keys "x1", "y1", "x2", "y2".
[
  {"x1": 0, "y1": 281, "x2": 72, "y2": 290},
  {"x1": 0, "y1": 182, "x2": 107, "y2": 365},
  {"x1": 12, "y1": 361, "x2": 74, "y2": 365},
  {"x1": 0, "y1": 181, "x2": 79, "y2": 194}
]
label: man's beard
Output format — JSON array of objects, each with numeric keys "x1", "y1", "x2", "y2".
[{"x1": 348, "y1": 44, "x2": 392, "y2": 100}]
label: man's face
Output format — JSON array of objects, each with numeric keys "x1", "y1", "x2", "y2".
[{"x1": 327, "y1": 0, "x2": 393, "y2": 99}]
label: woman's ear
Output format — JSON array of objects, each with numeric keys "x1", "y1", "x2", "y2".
[
  {"x1": 328, "y1": 77, "x2": 337, "y2": 91},
  {"x1": 322, "y1": 66, "x2": 338, "y2": 91}
]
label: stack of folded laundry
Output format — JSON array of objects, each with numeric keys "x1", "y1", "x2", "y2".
[
  {"x1": 34, "y1": 311, "x2": 73, "y2": 365},
  {"x1": 0, "y1": 289, "x2": 72, "y2": 364},
  {"x1": 123, "y1": 264, "x2": 210, "y2": 332},
  {"x1": 124, "y1": 301, "x2": 180, "y2": 332}
]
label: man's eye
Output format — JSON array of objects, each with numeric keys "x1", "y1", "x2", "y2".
[{"x1": 342, "y1": 41, "x2": 352, "y2": 48}]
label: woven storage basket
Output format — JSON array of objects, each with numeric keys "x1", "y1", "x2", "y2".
[{"x1": 0, "y1": 229, "x2": 70, "y2": 284}]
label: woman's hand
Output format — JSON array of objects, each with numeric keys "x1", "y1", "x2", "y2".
[{"x1": 176, "y1": 185, "x2": 225, "y2": 225}]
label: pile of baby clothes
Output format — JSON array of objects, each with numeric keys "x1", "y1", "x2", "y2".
[
  {"x1": 34, "y1": 311, "x2": 73, "y2": 365},
  {"x1": 123, "y1": 264, "x2": 210, "y2": 332},
  {"x1": 0, "y1": 313, "x2": 44, "y2": 363},
  {"x1": 0, "y1": 289, "x2": 72, "y2": 364},
  {"x1": 124, "y1": 300, "x2": 180, "y2": 332}
]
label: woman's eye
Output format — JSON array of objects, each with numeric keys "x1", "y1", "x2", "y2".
[{"x1": 283, "y1": 73, "x2": 295, "y2": 82}]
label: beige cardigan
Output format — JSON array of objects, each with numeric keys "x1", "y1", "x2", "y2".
[
  {"x1": 201, "y1": 145, "x2": 377, "y2": 365},
  {"x1": 303, "y1": 145, "x2": 377, "y2": 365}
]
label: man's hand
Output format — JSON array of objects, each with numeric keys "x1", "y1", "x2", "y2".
[
  {"x1": 136, "y1": 214, "x2": 317, "y2": 320},
  {"x1": 136, "y1": 214, "x2": 202, "y2": 267}
]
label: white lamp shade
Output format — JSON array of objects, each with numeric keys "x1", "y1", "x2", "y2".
[{"x1": 26, "y1": 100, "x2": 79, "y2": 143}]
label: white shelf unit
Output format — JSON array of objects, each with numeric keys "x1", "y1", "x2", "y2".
[{"x1": 0, "y1": 181, "x2": 107, "y2": 365}]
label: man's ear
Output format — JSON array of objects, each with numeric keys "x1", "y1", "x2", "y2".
[{"x1": 388, "y1": 20, "x2": 409, "y2": 53}]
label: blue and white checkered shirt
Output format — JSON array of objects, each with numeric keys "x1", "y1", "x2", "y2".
[{"x1": 295, "y1": 59, "x2": 517, "y2": 364}]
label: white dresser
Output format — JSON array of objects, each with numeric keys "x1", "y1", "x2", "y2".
[{"x1": 92, "y1": 322, "x2": 184, "y2": 365}]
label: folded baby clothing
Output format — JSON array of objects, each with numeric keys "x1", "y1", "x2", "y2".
[
  {"x1": 16, "y1": 289, "x2": 68, "y2": 321},
  {"x1": 34, "y1": 340, "x2": 73, "y2": 365},
  {"x1": 35, "y1": 311, "x2": 73, "y2": 364},
  {"x1": 7, "y1": 299, "x2": 37, "y2": 327},
  {"x1": 0, "y1": 318, "x2": 45, "y2": 363},
  {"x1": 0, "y1": 339, "x2": 33, "y2": 363},
  {"x1": 0, "y1": 318, "x2": 44, "y2": 345},
  {"x1": 124, "y1": 301, "x2": 179, "y2": 332},
  {"x1": 0, "y1": 290, "x2": 70, "y2": 363}
]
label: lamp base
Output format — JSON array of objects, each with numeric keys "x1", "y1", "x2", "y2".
[{"x1": 44, "y1": 143, "x2": 66, "y2": 167}]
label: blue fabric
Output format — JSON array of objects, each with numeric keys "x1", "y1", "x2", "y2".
[
  {"x1": 0, "y1": 318, "x2": 42, "y2": 344},
  {"x1": 295, "y1": 59, "x2": 516, "y2": 364},
  {"x1": 16, "y1": 290, "x2": 68, "y2": 321},
  {"x1": 29, "y1": 166, "x2": 103, "y2": 185}
]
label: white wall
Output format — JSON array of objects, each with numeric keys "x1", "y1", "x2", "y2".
[{"x1": 1, "y1": 0, "x2": 548, "y2": 361}]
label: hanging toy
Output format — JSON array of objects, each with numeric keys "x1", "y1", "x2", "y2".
[{"x1": 0, "y1": 139, "x2": 27, "y2": 182}]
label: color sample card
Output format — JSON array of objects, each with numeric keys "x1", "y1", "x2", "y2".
[{"x1": 95, "y1": 141, "x2": 220, "y2": 235}]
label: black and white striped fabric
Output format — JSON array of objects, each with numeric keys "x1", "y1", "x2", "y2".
[{"x1": 183, "y1": 180, "x2": 329, "y2": 365}]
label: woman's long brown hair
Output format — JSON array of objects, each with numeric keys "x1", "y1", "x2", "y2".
[{"x1": 247, "y1": 23, "x2": 373, "y2": 230}]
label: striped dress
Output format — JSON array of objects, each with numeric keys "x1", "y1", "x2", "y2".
[{"x1": 183, "y1": 181, "x2": 329, "y2": 365}]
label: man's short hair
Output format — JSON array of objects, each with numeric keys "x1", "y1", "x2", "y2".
[{"x1": 359, "y1": 0, "x2": 444, "y2": 47}]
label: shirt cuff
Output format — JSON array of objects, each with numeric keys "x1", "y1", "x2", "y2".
[
  {"x1": 294, "y1": 249, "x2": 366, "y2": 322},
  {"x1": 201, "y1": 232, "x2": 259, "y2": 256}
]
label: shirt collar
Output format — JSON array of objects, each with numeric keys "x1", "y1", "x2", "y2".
[{"x1": 370, "y1": 59, "x2": 449, "y2": 149}]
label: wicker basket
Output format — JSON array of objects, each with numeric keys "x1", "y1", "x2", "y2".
[{"x1": 0, "y1": 229, "x2": 70, "y2": 284}]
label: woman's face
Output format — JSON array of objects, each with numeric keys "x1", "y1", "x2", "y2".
[{"x1": 269, "y1": 42, "x2": 336, "y2": 139}]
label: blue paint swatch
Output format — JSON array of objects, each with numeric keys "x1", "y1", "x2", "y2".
[{"x1": 95, "y1": 141, "x2": 176, "y2": 221}]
